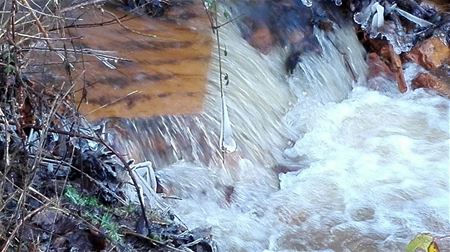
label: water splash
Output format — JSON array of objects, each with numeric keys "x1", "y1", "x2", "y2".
[
  {"x1": 154, "y1": 18, "x2": 449, "y2": 252},
  {"x1": 107, "y1": 17, "x2": 293, "y2": 168}
]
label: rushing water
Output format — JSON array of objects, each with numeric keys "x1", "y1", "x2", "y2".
[{"x1": 108, "y1": 6, "x2": 450, "y2": 251}]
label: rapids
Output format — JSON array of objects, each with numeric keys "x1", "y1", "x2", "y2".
[{"x1": 108, "y1": 5, "x2": 450, "y2": 252}]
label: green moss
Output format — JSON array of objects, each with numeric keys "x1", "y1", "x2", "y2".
[
  {"x1": 64, "y1": 185, "x2": 122, "y2": 242},
  {"x1": 100, "y1": 213, "x2": 121, "y2": 242}
]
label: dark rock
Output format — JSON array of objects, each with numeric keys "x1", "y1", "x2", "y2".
[
  {"x1": 286, "y1": 51, "x2": 302, "y2": 74},
  {"x1": 123, "y1": 0, "x2": 170, "y2": 17}
]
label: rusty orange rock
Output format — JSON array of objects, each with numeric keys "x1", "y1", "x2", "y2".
[
  {"x1": 378, "y1": 44, "x2": 408, "y2": 92},
  {"x1": 412, "y1": 72, "x2": 450, "y2": 97},
  {"x1": 367, "y1": 53, "x2": 395, "y2": 80},
  {"x1": 388, "y1": 45, "x2": 408, "y2": 93},
  {"x1": 405, "y1": 37, "x2": 450, "y2": 70},
  {"x1": 367, "y1": 52, "x2": 405, "y2": 92}
]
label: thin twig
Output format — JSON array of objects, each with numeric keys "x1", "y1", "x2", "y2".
[
  {"x1": 89, "y1": 125, "x2": 152, "y2": 234},
  {"x1": 19, "y1": 0, "x2": 52, "y2": 49},
  {"x1": 0, "y1": 108, "x2": 10, "y2": 167},
  {"x1": 201, "y1": 1, "x2": 229, "y2": 163},
  {"x1": 0, "y1": 29, "x2": 82, "y2": 41},
  {"x1": 85, "y1": 90, "x2": 141, "y2": 116}
]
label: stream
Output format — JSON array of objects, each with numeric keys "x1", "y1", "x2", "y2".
[{"x1": 106, "y1": 3, "x2": 450, "y2": 251}]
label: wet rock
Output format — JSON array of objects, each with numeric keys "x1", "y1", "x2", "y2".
[
  {"x1": 367, "y1": 52, "x2": 395, "y2": 80},
  {"x1": 412, "y1": 72, "x2": 450, "y2": 97},
  {"x1": 404, "y1": 37, "x2": 450, "y2": 70},
  {"x1": 360, "y1": 36, "x2": 408, "y2": 92},
  {"x1": 232, "y1": 0, "x2": 323, "y2": 66},
  {"x1": 61, "y1": 2, "x2": 212, "y2": 120},
  {"x1": 286, "y1": 51, "x2": 302, "y2": 74},
  {"x1": 123, "y1": 0, "x2": 170, "y2": 16},
  {"x1": 380, "y1": 44, "x2": 408, "y2": 92},
  {"x1": 366, "y1": 52, "x2": 401, "y2": 92},
  {"x1": 273, "y1": 164, "x2": 302, "y2": 175}
]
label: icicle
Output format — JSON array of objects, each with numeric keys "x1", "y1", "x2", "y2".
[
  {"x1": 333, "y1": 0, "x2": 342, "y2": 6},
  {"x1": 354, "y1": 3, "x2": 373, "y2": 29},
  {"x1": 219, "y1": 96, "x2": 237, "y2": 153},
  {"x1": 300, "y1": 0, "x2": 313, "y2": 8},
  {"x1": 371, "y1": 2, "x2": 385, "y2": 29},
  {"x1": 131, "y1": 161, "x2": 167, "y2": 209},
  {"x1": 96, "y1": 56, "x2": 117, "y2": 70},
  {"x1": 392, "y1": 5, "x2": 433, "y2": 27}
]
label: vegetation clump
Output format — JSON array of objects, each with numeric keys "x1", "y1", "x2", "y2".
[{"x1": 0, "y1": 1, "x2": 215, "y2": 251}]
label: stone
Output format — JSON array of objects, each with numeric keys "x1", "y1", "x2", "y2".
[
  {"x1": 380, "y1": 44, "x2": 408, "y2": 92},
  {"x1": 366, "y1": 52, "x2": 399, "y2": 92},
  {"x1": 412, "y1": 72, "x2": 450, "y2": 97},
  {"x1": 367, "y1": 52, "x2": 395, "y2": 80},
  {"x1": 404, "y1": 37, "x2": 450, "y2": 70}
]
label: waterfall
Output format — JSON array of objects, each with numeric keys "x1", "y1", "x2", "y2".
[{"x1": 108, "y1": 5, "x2": 450, "y2": 251}]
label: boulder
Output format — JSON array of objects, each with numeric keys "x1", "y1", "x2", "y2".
[
  {"x1": 412, "y1": 72, "x2": 450, "y2": 97},
  {"x1": 404, "y1": 37, "x2": 450, "y2": 70},
  {"x1": 367, "y1": 52, "x2": 395, "y2": 80},
  {"x1": 380, "y1": 44, "x2": 408, "y2": 92},
  {"x1": 367, "y1": 52, "x2": 400, "y2": 91}
]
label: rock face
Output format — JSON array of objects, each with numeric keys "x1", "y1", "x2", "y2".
[
  {"x1": 27, "y1": 1, "x2": 213, "y2": 120},
  {"x1": 367, "y1": 52, "x2": 402, "y2": 92},
  {"x1": 383, "y1": 44, "x2": 408, "y2": 93},
  {"x1": 405, "y1": 37, "x2": 450, "y2": 70},
  {"x1": 364, "y1": 35, "x2": 450, "y2": 96},
  {"x1": 354, "y1": 0, "x2": 449, "y2": 96}
]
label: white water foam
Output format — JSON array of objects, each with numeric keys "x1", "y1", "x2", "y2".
[{"x1": 125, "y1": 11, "x2": 450, "y2": 252}]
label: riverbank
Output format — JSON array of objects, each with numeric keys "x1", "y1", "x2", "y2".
[{"x1": 0, "y1": 1, "x2": 215, "y2": 251}]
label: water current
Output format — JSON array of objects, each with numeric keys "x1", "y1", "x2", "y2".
[{"x1": 108, "y1": 6, "x2": 449, "y2": 251}]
